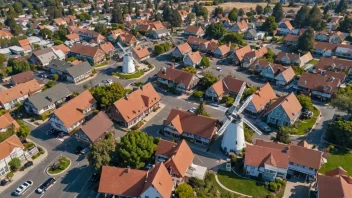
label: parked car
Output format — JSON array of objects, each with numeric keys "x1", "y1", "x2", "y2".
[
  {"x1": 80, "y1": 147, "x2": 90, "y2": 155},
  {"x1": 216, "y1": 67, "x2": 222, "y2": 71},
  {"x1": 36, "y1": 178, "x2": 56, "y2": 194},
  {"x1": 13, "y1": 180, "x2": 33, "y2": 196},
  {"x1": 75, "y1": 146, "x2": 84, "y2": 155},
  {"x1": 188, "y1": 107, "x2": 197, "y2": 113},
  {"x1": 1, "y1": 179, "x2": 10, "y2": 186},
  {"x1": 20, "y1": 161, "x2": 34, "y2": 171},
  {"x1": 257, "y1": 122, "x2": 271, "y2": 132},
  {"x1": 102, "y1": 79, "x2": 113, "y2": 86},
  {"x1": 302, "y1": 110, "x2": 313, "y2": 119}
]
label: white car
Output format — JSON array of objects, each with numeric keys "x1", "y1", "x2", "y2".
[
  {"x1": 13, "y1": 180, "x2": 33, "y2": 196},
  {"x1": 216, "y1": 67, "x2": 222, "y2": 71},
  {"x1": 102, "y1": 79, "x2": 113, "y2": 86},
  {"x1": 188, "y1": 107, "x2": 197, "y2": 113}
]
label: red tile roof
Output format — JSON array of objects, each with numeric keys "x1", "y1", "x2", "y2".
[
  {"x1": 157, "y1": 67, "x2": 195, "y2": 90},
  {"x1": 0, "y1": 135, "x2": 23, "y2": 160},
  {"x1": 245, "y1": 144, "x2": 289, "y2": 169},
  {"x1": 263, "y1": 93, "x2": 302, "y2": 120}
]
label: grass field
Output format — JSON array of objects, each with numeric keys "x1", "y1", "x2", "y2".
[
  {"x1": 294, "y1": 107, "x2": 320, "y2": 135},
  {"x1": 319, "y1": 147, "x2": 352, "y2": 176},
  {"x1": 113, "y1": 70, "x2": 145, "y2": 79},
  {"x1": 217, "y1": 170, "x2": 271, "y2": 197}
]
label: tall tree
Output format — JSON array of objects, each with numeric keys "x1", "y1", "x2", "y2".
[
  {"x1": 273, "y1": 127, "x2": 291, "y2": 144},
  {"x1": 175, "y1": 183, "x2": 195, "y2": 198},
  {"x1": 272, "y1": 3, "x2": 284, "y2": 23},
  {"x1": 111, "y1": 3, "x2": 123, "y2": 24},
  {"x1": 297, "y1": 27, "x2": 315, "y2": 52},
  {"x1": 308, "y1": 4, "x2": 324, "y2": 31},
  {"x1": 331, "y1": 85, "x2": 352, "y2": 114},
  {"x1": 256, "y1": 5, "x2": 263, "y2": 15},
  {"x1": 88, "y1": 138, "x2": 116, "y2": 170},
  {"x1": 238, "y1": 8, "x2": 245, "y2": 16},
  {"x1": 335, "y1": 0, "x2": 348, "y2": 13},
  {"x1": 195, "y1": 102, "x2": 211, "y2": 117},
  {"x1": 205, "y1": 22, "x2": 226, "y2": 39},
  {"x1": 294, "y1": 5, "x2": 310, "y2": 28},
  {"x1": 168, "y1": 9, "x2": 182, "y2": 27},
  {"x1": 228, "y1": 7, "x2": 238, "y2": 22},
  {"x1": 200, "y1": 72, "x2": 218, "y2": 90},
  {"x1": 13, "y1": 2, "x2": 23, "y2": 14},
  {"x1": 262, "y1": 16, "x2": 278, "y2": 35},
  {"x1": 162, "y1": 3, "x2": 171, "y2": 21},
  {"x1": 339, "y1": 17, "x2": 352, "y2": 33},
  {"x1": 296, "y1": 94, "x2": 314, "y2": 111},
  {"x1": 117, "y1": 131, "x2": 156, "y2": 169},
  {"x1": 128, "y1": 0, "x2": 133, "y2": 14},
  {"x1": 213, "y1": 6, "x2": 223, "y2": 17},
  {"x1": 264, "y1": 5, "x2": 272, "y2": 14}
]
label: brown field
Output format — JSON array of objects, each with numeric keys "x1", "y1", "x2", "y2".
[{"x1": 204, "y1": 2, "x2": 302, "y2": 13}]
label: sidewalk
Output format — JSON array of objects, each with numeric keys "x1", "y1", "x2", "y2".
[{"x1": 0, "y1": 144, "x2": 48, "y2": 193}]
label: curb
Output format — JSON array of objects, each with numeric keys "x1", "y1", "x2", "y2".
[
  {"x1": 214, "y1": 174, "x2": 252, "y2": 198},
  {"x1": 289, "y1": 106, "x2": 322, "y2": 138},
  {"x1": 45, "y1": 157, "x2": 71, "y2": 176}
]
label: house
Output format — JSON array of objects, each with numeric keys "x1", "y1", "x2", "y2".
[
  {"x1": 314, "y1": 57, "x2": 352, "y2": 75},
  {"x1": 47, "y1": 59, "x2": 73, "y2": 76},
  {"x1": 335, "y1": 44, "x2": 352, "y2": 59},
  {"x1": 24, "y1": 84, "x2": 72, "y2": 115},
  {"x1": 315, "y1": 31, "x2": 329, "y2": 42},
  {"x1": 245, "y1": 83, "x2": 277, "y2": 114},
  {"x1": 99, "y1": 42, "x2": 115, "y2": 56},
  {"x1": 75, "y1": 112, "x2": 114, "y2": 145},
  {"x1": 313, "y1": 42, "x2": 338, "y2": 57},
  {"x1": 132, "y1": 46, "x2": 151, "y2": 62},
  {"x1": 10, "y1": 71, "x2": 34, "y2": 85},
  {"x1": 157, "y1": 67, "x2": 199, "y2": 93},
  {"x1": 107, "y1": 29, "x2": 126, "y2": 42},
  {"x1": 77, "y1": 29, "x2": 105, "y2": 44},
  {"x1": 199, "y1": 39, "x2": 219, "y2": 54},
  {"x1": 316, "y1": 167, "x2": 352, "y2": 198},
  {"x1": 17, "y1": 39, "x2": 32, "y2": 54},
  {"x1": 277, "y1": 21, "x2": 294, "y2": 35},
  {"x1": 155, "y1": 139, "x2": 207, "y2": 180},
  {"x1": 163, "y1": 109, "x2": 218, "y2": 146},
  {"x1": 52, "y1": 44, "x2": 70, "y2": 55},
  {"x1": 53, "y1": 18, "x2": 67, "y2": 26},
  {"x1": 69, "y1": 43, "x2": 105, "y2": 65},
  {"x1": 152, "y1": 28, "x2": 170, "y2": 39},
  {"x1": 98, "y1": 163, "x2": 174, "y2": 198},
  {"x1": 0, "y1": 135, "x2": 33, "y2": 179},
  {"x1": 65, "y1": 33, "x2": 80, "y2": 43},
  {"x1": 329, "y1": 31, "x2": 349, "y2": 44},
  {"x1": 171, "y1": 43, "x2": 192, "y2": 59},
  {"x1": 244, "y1": 29, "x2": 258, "y2": 40},
  {"x1": 0, "y1": 30, "x2": 13, "y2": 39},
  {"x1": 242, "y1": 47, "x2": 267, "y2": 68},
  {"x1": 227, "y1": 45, "x2": 251, "y2": 65},
  {"x1": 263, "y1": 93, "x2": 302, "y2": 126},
  {"x1": 65, "y1": 61, "x2": 93, "y2": 84},
  {"x1": 50, "y1": 90, "x2": 97, "y2": 133},
  {"x1": 260, "y1": 64, "x2": 296, "y2": 86},
  {"x1": 214, "y1": 43, "x2": 231, "y2": 58},
  {"x1": 0, "y1": 79, "x2": 42, "y2": 110},
  {"x1": 0, "y1": 113, "x2": 20, "y2": 132},
  {"x1": 118, "y1": 33, "x2": 138, "y2": 46},
  {"x1": 184, "y1": 26, "x2": 204, "y2": 37},
  {"x1": 205, "y1": 77, "x2": 246, "y2": 101},
  {"x1": 230, "y1": 20, "x2": 248, "y2": 32},
  {"x1": 109, "y1": 83, "x2": 161, "y2": 129},
  {"x1": 183, "y1": 51, "x2": 202, "y2": 67},
  {"x1": 295, "y1": 71, "x2": 345, "y2": 99},
  {"x1": 275, "y1": 52, "x2": 313, "y2": 67},
  {"x1": 186, "y1": 36, "x2": 207, "y2": 50},
  {"x1": 245, "y1": 139, "x2": 323, "y2": 181},
  {"x1": 29, "y1": 48, "x2": 57, "y2": 66},
  {"x1": 284, "y1": 34, "x2": 299, "y2": 46}
]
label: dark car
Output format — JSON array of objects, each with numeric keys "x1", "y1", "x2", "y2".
[
  {"x1": 1, "y1": 179, "x2": 9, "y2": 186},
  {"x1": 36, "y1": 178, "x2": 56, "y2": 194},
  {"x1": 75, "y1": 146, "x2": 84, "y2": 155},
  {"x1": 20, "y1": 161, "x2": 34, "y2": 171}
]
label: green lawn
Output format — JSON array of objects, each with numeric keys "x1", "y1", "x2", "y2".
[
  {"x1": 113, "y1": 70, "x2": 145, "y2": 79},
  {"x1": 308, "y1": 59, "x2": 319, "y2": 65},
  {"x1": 293, "y1": 107, "x2": 320, "y2": 135},
  {"x1": 319, "y1": 147, "x2": 352, "y2": 176},
  {"x1": 48, "y1": 157, "x2": 70, "y2": 174},
  {"x1": 95, "y1": 61, "x2": 108, "y2": 67},
  {"x1": 217, "y1": 170, "x2": 271, "y2": 197}
]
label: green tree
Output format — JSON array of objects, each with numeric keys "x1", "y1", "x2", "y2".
[
  {"x1": 195, "y1": 102, "x2": 211, "y2": 117},
  {"x1": 238, "y1": 8, "x2": 245, "y2": 16},
  {"x1": 307, "y1": 4, "x2": 324, "y2": 31},
  {"x1": 297, "y1": 27, "x2": 315, "y2": 52},
  {"x1": 40, "y1": 28, "x2": 53, "y2": 39},
  {"x1": 168, "y1": 9, "x2": 182, "y2": 27},
  {"x1": 53, "y1": 74, "x2": 59, "y2": 81},
  {"x1": 47, "y1": 80, "x2": 56, "y2": 88},
  {"x1": 335, "y1": 0, "x2": 348, "y2": 13},
  {"x1": 111, "y1": 3, "x2": 123, "y2": 24},
  {"x1": 242, "y1": 86, "x2": 257, "y2": 100},
  {"x1": 117, "y1": 130, "x2": 156, "y2": 169},
  {"x1": 13, "y1": 2, "x2": 23, "y2": 14},
  {"x1": 90, "y1": 83, "x2": 125, "y2": 109},
  {"x1": 262, "y1": 16, "x2": 278, "y2": 35},
  {"x1": 264, "y1": 5, "x2": 272, "y2": 14},
  {"x1": 54, "y1": 40, "x2": 63, "y2": 45},
  {"x1": 7, "y1": 7, "x2": 19, "y2": 18},
  {"x1": 272, "y1": 3, "x2": 284, "y2": 23},
  {"x1": 221, "y1": 95, "x2": 234, "y2": 107},
  {"x1": 0, "y1": 54, "x2": 7, "y2": 66},
  {"x1": 10, "y1": 59, "x2": 31, "y2": 75},
  {"x1": 296, "y1": 94, "x2": 314, "y2": 111},
  {"x1": 228, "y1": 8, "x2": 238, "y2": 22},
  {"x1": 262, "y1": 48, "x2": 275, "y2": 62},
  {"x1": 273, "y1": 126, "x2": 292, "y2": 144},
  {"x1": 339, "y1": 17, "x2": 352, "y2": 33},
  {"x1": 325, "y1": 119, "x2": 352, "y2": 148},
  {"x1": 222, "y1": 33, "x2": 245, "y2": 46},
  {"x1": 331, "y1": 85, "x2": 352, "y2": 114},
  {"x1": 200, "y1": 57, "x2": 210, "y2": 68},
  {"x1": 213, "y1": 6, "x2": 223, "y2": 17},
  {"x1": 192, "y1": 91, "x2": 204, "y2": 98},
  {"x1": 9, "y1": 157, "x2": 21, "y2": 171},
  {"x1": 146, "y1": 0, "x2": 153, "y2": 9},
  {"x1": 17, "y1": 123, "x2": 31, "y2": 139},
  {"x1": 88, "y1": 138, "x2": 116, "y2": 170},
  {"x1": 175, "y1": 183, "x2": 195, "y2": 198},
  {"x1": 294, "y1": 5, "x2": 310, "y2": 28},
  {"x1": 154, "y1": 44, "x2": 165, "y2": 55},
  {"x1": 256, "y1": 5, "x2": 263, "y2": 15},
  {"x1": 200, "y1": 72, "x2": 217, "y2": 90},
  {"x1": 94, "y1": 24, "x2": 108, "y2": 36},
  {"x1": 182, "y1": 66, "x2": 197, "y2": 74},
  {"x1": 205, "y1": 22, "x2": 226, "y2": 39}
]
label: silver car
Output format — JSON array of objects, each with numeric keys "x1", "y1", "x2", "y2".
[{"x1": 13, "y1": 180, "x2": 33, "y2": 196}]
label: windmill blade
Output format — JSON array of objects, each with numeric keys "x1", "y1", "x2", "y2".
[
  {"x1": 216, "y1": 116, "x2": 233, "y2": 136},
  {"x1": 232, "y1": 83, "x2": 246, "y2": 110},
  {"x1": 236, "y1": 95, "x2": 253, "y2": 115},
  {"x1": 242, "y1": 117, "x2": 262, "y2": 135},
  {"x1": 117, "y1": 42, "x2": 128, "y2": 55}
]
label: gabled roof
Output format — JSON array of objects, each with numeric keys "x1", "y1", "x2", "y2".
[
  {"x1": 235, "y1": 20, "x2": 248, "y2": 30},
  {"x1": 185, "y1": 51, "x2": 202, "y2": 64},
  {"x1": 284, "y1": 34, "x2": 299, "y2": 42},
  {"x1": 80, "y1": 111, "x2": 113, "y2": 143},
  {"x1": 66, "y1": 33, "x2": 80, "y2": 40},
  {"x1": 298, "y1": 72, "x2": 344, "y2": 94},
  {"x1": 70, "y1": 43, "x2": 103, "y2": 58},
  {"x1": 0, "y1": 113, "x2": 20, "y2": 131},
  {"x1": 52, "y1": 44, "x2": 70, "y2": 54},
  {"x1": 184, "y1": 26, "x2": 203, "y2": 35},
  {"x1": 250, "y1": 83, "x2": 277, "y2": 112},
  {"x1": 0, "y1": 135, "x2": 23, "y2": 160},
  {"x1": 99, "y1": 42, "x2": 115, "y2": 54},
  {"x1": 276, "y1": 52, "x2": 300, "y2": 61},
  {"x1": 157, "y1": 67, "x2": 195, "y2": 89},
  {"x1": 164, "y1": 140, "x2": 194, "y2": 177},
  {"x1": 263, "y1": 93, "x2": 302, "y2": 120},
  {"x1": 233, "y1": 45, "x2": 251, "y2": 61},
  {"x1": 245, "y1": 144, "x2": 289, "y2": 169},
  {"x1": 132, "y1": 46, "x2": 151, "y2": 60},
  {"x1": 53, "y1": 90, "x2": 96, "y2": 128},
  {"x1": 165, "y1": 108, "x2": 217, "y2": 140},
  {"x1": 210, "y1": 76, "x2": 245, "y2": 97},
  {"x1": 47, "y1": 59, "x2": 73, "y2": 72},
  {"x1": 175, "y1": 42, "x2": 192, "y2": 55},
  {"x1": 315, "y1": 57, "x2": 352, "y2": 73},
  {"x1": 288, "y1": 145, "x2": 323, "y2": 170},
  {"x1": 0, "y1": 30, "x2": 13, "y2": 38},
  {"x1": 10, "y1": 71, "x2": 34, "y2": 84},
  {"x1": 216, "y1": 44, "x2": 231, "y2": 55},
  {"x1": 0, "y1": 79, "x2": 42, "y2": 105},
  {"x1": 65, "y1": 61, "x2": 92, "y2": 78},
  {"x1": 314, "y1": 42, "x2": 338, "y2": 51},
  {"x1": 317, "y1": 174, "x2": 352, "y2": 198},
  {"x1": 112, "y1": 83, "x2": 160, "y2": 123},
  {"x1": 187, "y1": 36, "x2": 207, "y2": 46}
]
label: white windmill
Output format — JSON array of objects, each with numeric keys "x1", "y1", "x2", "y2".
[
  {"x1": 117, "y1": 42, "x2": 137, "y2": 74},
  {"x1": 217, "y1": 85, "x2": 262, "y2": 155}
]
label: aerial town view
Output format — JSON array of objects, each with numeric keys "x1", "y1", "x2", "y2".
[{"x1": 0, "y1": 0, "x2": 351, "y2": 197}]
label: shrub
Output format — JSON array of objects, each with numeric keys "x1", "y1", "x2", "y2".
[
  {"x1": 153, "y1": 137, "x2": 160, "y2": 144},
  {"x1": 40, "y1": 113, "x2": 48, "y2": 121},
  {"x1": 23, "y1": 142, "x2": 35, "y2": 150},
  {"x1": 93, "y1": 109, "x2": 99, "y2": 115},
  {"x1": 30, "y1": 118, "x2": 35, "y2": 122},
  {"x1": 32, "y1": 153, "x2": 40, "y2": 160},
  {"x1": 192, "y1": 91, "x2": 204, "y2": 98},
  {"x1": 38, "y1": 146, "x2": 45, "y2": 154},
  {"x1": 329, "y1": 145, "x2": 335, "y2": 150},
  {"x1": 9, "y1": 158, "x2": 21, "y2": 171},
  {"x1": 6, "y1": 172, "x2": 14, "y2": 179},
  {"x1": 268, "y1": 182, "x2": 278, "y2": 192}
]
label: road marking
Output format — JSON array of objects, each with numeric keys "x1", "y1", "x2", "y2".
[
  {"x1": 75, "y1": 172, "x2": 94, "y2": 198},
  {"x1": 43, "y1": 152, "x2": 64, "y2": 175},
  {"x1": 57, "y1": 164, "x2": 90, "y2": 198}
]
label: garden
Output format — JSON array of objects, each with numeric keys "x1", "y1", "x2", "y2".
[
  {"x1": 47, "y1": 156, "x2": 71, "y2": 175},
  {"x1": 319, "y1": 146, "x2": 352, "y2": 176}
]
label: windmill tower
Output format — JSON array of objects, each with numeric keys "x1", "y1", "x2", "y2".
[
  {"x1": 117, "y1": 42, "x2": 137, "y2": 74},
  {"x1": 217, "y1": 85, "x2": 263, "y2": 155}
]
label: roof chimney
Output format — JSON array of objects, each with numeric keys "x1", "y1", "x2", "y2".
[{"x1": 162, "y1": 67, "x2": 167, "y2": 74}]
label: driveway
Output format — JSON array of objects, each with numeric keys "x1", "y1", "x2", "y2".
[{"x1": 284, "y1": 174, "x2": 310, "y2": 198}]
